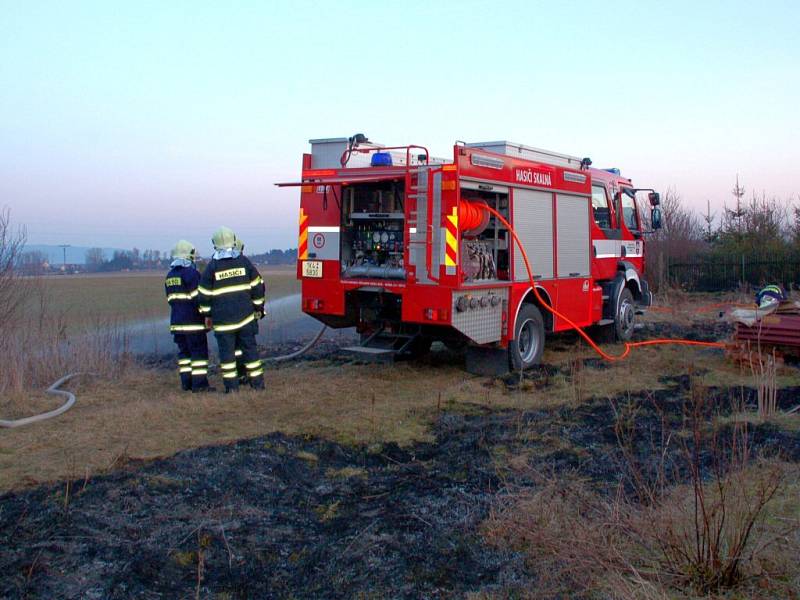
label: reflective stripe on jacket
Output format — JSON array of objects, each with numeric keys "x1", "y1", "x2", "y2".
[
  {"x1": 165, "y1": 265, "x2": 206, "y2": 332},
  {"x1": 199, "y1": 255, "x2": 266, "y2": 332}
]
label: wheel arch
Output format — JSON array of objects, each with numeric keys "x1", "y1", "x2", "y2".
[
  {"x1": 617, "y1": 260, "x2": 642, "y2": 300},
  {"x1": 513, "y1": 286, "x2": 554, "y2": 334}
]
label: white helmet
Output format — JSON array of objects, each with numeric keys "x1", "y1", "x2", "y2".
[
  {"x1": 171, "y1": 240, "x2": 196, "y2": 261},
  {"x1": 212, "y1": 226, "x2": 237, "y2": 250}
]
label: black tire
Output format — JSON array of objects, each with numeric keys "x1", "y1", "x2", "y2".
[
  {"x1": 590, "y1": 323, "x2": 616, "y2": 344},
  {"x1": 442, "y1": 338, "x2": 467, "y2": 354},
  {"x1": 509, "y1": 304, "x2": 545, "y2": 370},
  {"x1": 407, "y1": 336, "x2": 432, "y2": 358},
  {"x1": 614, "y1": 287, "x2": 636, "y2": 342}
]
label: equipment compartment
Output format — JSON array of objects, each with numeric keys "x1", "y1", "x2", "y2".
[
  {"x1": 459, "y1": 186, "x2": 510, "y2": 284},
  {"x1": 340, "y1": 181, "x2": 406, "y2": 280}
]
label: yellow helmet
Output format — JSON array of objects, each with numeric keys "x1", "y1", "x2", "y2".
[
  {"x1": 171, "y1": 240, "x2": 196, "y2": 261},
  {"x1": 211, "y1": 226, "x2": 237, "y2": 250},
  {"x1": 234, "y1": 238, "x2": 244, "y2": 252}
]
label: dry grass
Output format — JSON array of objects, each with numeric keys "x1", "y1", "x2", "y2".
[
  {"x1": 0, "y1": 313, "x2": 132, "y2": 395},
  {"x1": 542, "y1": 337, "x2": 800, "y2": 406},
  {"x1": 648, "y1": 288, "x2": 755, "y2": 325},
  {"x1": 7, "y1": 352, "x2": 619, "y2": 490},
  {"x1": 0, "y1": 339, "x2": 697, "y2": 491},
  {"x1": 4, "y1": 308, "x2": 800, "y2": 491},
  {"x1": 483, "y1": 380, "x2": 800, "y2": 599},
  {"x1": 717, "y1": 411, "x2": 800, "y2": 432},
  {"x1": 0, "y1": 361, "x2": 464, "y2": 490},
  {"x1": 484, "y1": 463, "x2": 799, "y2": 600}
]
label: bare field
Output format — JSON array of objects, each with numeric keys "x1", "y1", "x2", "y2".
[{"x1": 25, "y1": 266, "x2": 299, "y2": 329}]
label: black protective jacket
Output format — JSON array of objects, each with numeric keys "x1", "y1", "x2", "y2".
[
  {"x1": 165, "y1": 265, "x2": 206, "y2": 333},
  {"x1": 199, "y1": 255, "x2": 266, "y2": 332}
]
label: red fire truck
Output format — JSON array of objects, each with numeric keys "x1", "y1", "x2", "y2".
[{"x1": 277, "y1": 135, "x2": 662, "y2": 374}]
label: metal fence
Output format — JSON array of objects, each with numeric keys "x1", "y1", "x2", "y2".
[{"x1": 668, "y1": 256, "x2": 800, "y2": 291}]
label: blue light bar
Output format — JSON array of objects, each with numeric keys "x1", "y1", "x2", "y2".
[{"x1": 371, "y1": 152, "x2": 393, "y2": 167}]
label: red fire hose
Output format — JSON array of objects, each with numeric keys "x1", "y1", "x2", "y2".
[{"x1": 472, "y1": 202, "x2": 726, "y2": 361}]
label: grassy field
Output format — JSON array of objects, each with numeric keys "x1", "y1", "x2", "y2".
[
  {"x1": 24, "y1": 266, "x2": 299, "y2": 329},
  {"x1": 3, "y1": 316, "x2": 799, "y2": 491}
]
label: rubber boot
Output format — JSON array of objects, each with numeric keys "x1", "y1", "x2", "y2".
[
  {"x1": 224, "y1": 379, "x2": 240, "y2": 394},
  {"x1": 192, "y1": 375, "x2": 215, "y2": 393},
  {"x1": 249, "y1": 374, "x2": 265, "y2": 390},
  {"x1": 236, "y1": 351, "x2": 246, "y2": 385},
  {"x1": 180, "y1": 373, "x2": 192, "y2": 391}
]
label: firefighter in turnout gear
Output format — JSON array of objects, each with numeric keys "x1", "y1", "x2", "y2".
[
  {"x1": 199, "y1": 227, "x2": 266, "y2": 393},
  {"x1": 165, "y1": 240, "x2": 212, "y2": 392}
]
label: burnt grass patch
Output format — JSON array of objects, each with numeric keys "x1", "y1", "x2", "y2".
[{"x1": 2, "y1": 377, "x2": 798, "y2": 599}]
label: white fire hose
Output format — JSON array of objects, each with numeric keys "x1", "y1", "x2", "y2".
[
  {"x1": 0, "y1": 373, "x2": 82, "y2": 428},
  {"x1": 0, "y1": 325, "x2": 329, "y2": 428},
  {"x1": 264, "y1": 325, "x2": 328, "y2": 362}
]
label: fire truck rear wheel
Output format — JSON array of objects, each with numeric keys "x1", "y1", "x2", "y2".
[
  {"x1": 510, "y1": 304, "x2": 545, "y2": 370},
  {"x1": 408, "y1": 336, "x2": 432, "y2": 358},
  {"x1": 615, "y1": 287, "x2": 636, "y2": 342}
]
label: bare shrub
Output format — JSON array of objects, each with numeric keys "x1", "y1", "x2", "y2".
[
  {"x1": 483, "y1": 386, "x2": 798, "y2": 598},
  {"x1": 0, "y1": 209, "x2": 132, "y2": 398},
  {"x1": 0, "y1": 207, "x2": 29, "y2": 334},
  {"x1": 748, "y1": 346, "x2": 778, "y2": 419},
  {"x1": 0, "y1": 312, "x2": 131, "y2": 395}
]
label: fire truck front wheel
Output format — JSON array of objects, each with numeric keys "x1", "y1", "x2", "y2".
[
  {"x1": 615, "y1": 288, "x2": 636, "y2": 342},
  {"x1": 510, "y1": 304, "x2": 545, "y2": 370}
]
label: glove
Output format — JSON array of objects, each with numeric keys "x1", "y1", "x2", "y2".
[
  {"x1": 254, "y1": 309, "x2": 265, "y2": 320},
  {"x1": 204, "y1": 317, "x2": 213, "y2": 330}
]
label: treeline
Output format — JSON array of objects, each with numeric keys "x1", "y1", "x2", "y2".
[
  {"x1": 16, "y1": 246, "x2": 299, "y2": 275},
  {"x1": 249, "y1": 248, "x2": 297, "y2": 265},
  {"x1": 84, "y1": 247, "x2": 299, "y2": 271},
  {"x1": 647, "y1": 179, "x2": 800, "y2": 291},
  {"x1": 85, "y1": 248, "x2": 167, "y2": 272}
]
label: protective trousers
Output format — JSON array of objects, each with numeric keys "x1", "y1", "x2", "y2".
[
  {"x1": 174, "y1": 333, "x2": 210, "y2": 391},
  {"x1": 215, "y1": 322, "x2": 263, "y2": 392},
  {"x1": 235, "y1": 320, "x2": 259, "y2": 381}
]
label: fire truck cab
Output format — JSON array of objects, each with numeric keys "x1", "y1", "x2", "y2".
[{"x1": 278, "y1": 136, "x2": 661, "y2": 374}]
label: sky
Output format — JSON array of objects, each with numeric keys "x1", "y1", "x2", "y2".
[{"x1": 1, "y1": 0, "x2": 798, "y2": 256}]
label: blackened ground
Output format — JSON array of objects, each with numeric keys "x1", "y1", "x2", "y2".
[
  {"x1": 140, "y1": 335, "x2": 358, "y2": 371},
  {"x1": 2, "y1": 374, "x2": 798, "y2": 600},
  {"x1": 640, "y1": 318, "x2": 734, "y2": 342}
]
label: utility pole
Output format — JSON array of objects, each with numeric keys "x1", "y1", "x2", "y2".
[{"x1": 58, "y1": 244, "x2": 71, "y2": 270}]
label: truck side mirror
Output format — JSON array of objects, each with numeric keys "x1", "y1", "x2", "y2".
[
  {"x1": 648, "y1": 192, "x2": 660, "y2": 206},
  {"x1": 651, "y1": 207, "x2": 663, "y2": 230}
]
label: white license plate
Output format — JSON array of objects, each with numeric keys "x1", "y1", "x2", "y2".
[{"x1": 302, "y1": 260, "x2": 323, "y2": 278}]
